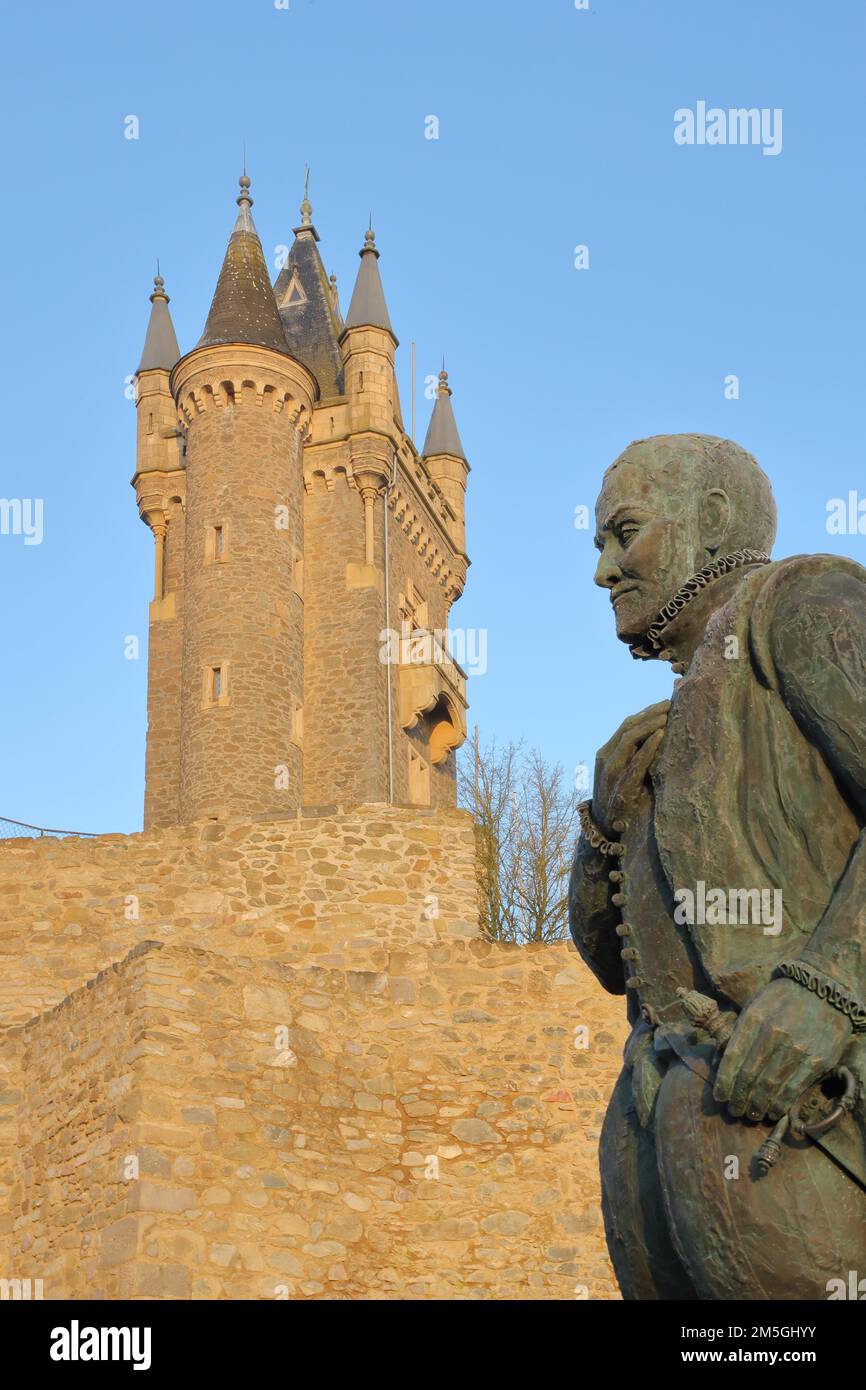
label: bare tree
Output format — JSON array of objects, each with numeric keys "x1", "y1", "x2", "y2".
[
  {"x1": 457, "y1": 729, "x2": 520, "y2": 942},
  {"x1": 458, "y1": 729, "x2": 581, "y2": 944}
]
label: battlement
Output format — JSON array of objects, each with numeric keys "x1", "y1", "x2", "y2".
[{"x1": 171, "y1": 343, "x2": 316, "y2": 433}]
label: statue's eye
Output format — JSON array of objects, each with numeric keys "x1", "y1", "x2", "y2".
[{"x1": 618, "y1": 524, "x2": 639, "y2": 545}]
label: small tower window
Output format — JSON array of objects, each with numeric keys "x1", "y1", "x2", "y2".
[
  {"x1": 206, "y1": 523, "x2": 228, "y2": 564},
  {"x1": 203, "y1": 662, "x2": 229, "y2": 708}
]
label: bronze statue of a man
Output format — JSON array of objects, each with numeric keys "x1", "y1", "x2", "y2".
[{"x1": 569, "y1": 434, "x2": 866, "y2": 1299}]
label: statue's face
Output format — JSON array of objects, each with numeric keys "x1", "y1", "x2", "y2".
[{"x1": 594, "y1": 448, "x2": 703, "y2": 646}]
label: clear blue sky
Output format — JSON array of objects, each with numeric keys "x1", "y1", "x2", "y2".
[{"x1": 0, "y1": 0, "x2": 863, "y2": 832}]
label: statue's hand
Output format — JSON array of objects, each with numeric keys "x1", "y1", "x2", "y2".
[
  {"x1": 592, "y1": 700, "x2": 670, "y2": 834},
  {"x1": 713, "y1": 977, "x2": 852, "y2": 1123}
]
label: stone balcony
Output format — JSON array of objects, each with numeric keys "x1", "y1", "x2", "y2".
[{"x1": 397, "y1": 628, "x2": 468, "y2": 764}]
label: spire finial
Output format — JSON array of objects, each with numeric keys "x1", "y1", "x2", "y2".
[
  {"x1": 139, "y1": 263, "x2": 180, "y2": 370},
  {"x1": 237, "y1": 169, "x2": 253, "y2": 209},
  {"x1": 300, "y1": 165, "x2": 313, "y2": 226},
  {"x1": 422, "y1": 361, "x2": 464, "y2": 459},
  {"x1": 344, "y1": 220, "x2": 393, "y2": 335},
  {"x1": 150, "y1": 265, "x2": 169, "y2": 304}
]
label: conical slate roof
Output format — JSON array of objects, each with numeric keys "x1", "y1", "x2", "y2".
[
  {"x1": 137, "y1": 273, "x2": 180, "y2": 372},
  {"x1": 197, "y1": 176, "x2": 291, "y2": 355},
  {"x1": 423, "y1": 371, "x2": 465, "y2": 459},
  {"x1": 274, "y1": 188, "x2": 345, "y2": 398},
  {"x1": 344, "y1": 228, "x2": 396, "y2": 339}
]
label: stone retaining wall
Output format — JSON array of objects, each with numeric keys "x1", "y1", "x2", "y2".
[
  {"x1": 0, "y1": 807, "x2": 478, "y2": 1026},
  {"x1": 0, "y1": 938, "x2": 625, "y2": 1299},
  {"x1": 0, "y1": 807, "x2": 627, "y2": 1299}
]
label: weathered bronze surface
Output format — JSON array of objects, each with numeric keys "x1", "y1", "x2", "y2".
[{"x1": 569, "y1": 434, "x2": 866, "y2": 1299}]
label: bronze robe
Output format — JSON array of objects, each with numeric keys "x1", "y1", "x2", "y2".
[{"x1": 570, "y1": 554, "x2": 866, "y2": 1298}]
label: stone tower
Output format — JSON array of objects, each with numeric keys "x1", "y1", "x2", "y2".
[{"x1": 133, "y1": 174, "x2": 470, "y2": 827}]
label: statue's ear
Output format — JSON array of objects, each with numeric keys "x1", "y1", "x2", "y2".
[{"x1": 700, "y1": 488, "x2": 732, "y2": 556}]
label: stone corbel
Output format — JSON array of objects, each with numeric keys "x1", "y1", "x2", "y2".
[
  {"x1": 151, "y1": 517, "x2": 168, "y2": 601},
  {"x1": 398, "y1": 636, "x2": 468, "y2": 765}
]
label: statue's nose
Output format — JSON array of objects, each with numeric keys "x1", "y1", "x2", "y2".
[{"x1": 594, "y1": 547, "x2": 622, "y2": 590}]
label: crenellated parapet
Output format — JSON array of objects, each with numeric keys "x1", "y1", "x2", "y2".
[{"x1": 171, "y1": 343, "x2": 316, "y2": 436}]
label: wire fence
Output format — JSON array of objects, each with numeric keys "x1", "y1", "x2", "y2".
[{"x1": 0, "y1": 816, "x2": 100, "y2": 841}]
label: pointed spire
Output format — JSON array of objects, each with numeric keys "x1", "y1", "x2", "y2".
[
  {"x1": 137, "y1": 269, "x2": 181, "y2": 372},
  {"x1": 300, "y1": 166, "x2": 313, "y2": 228},
  {"x1": 423, "y1": 370, "x2": 465, "y2": 460},
  {"x1": 275, "y1": 182, "x2": 345, "y2": 396},
  {"x1": 196, "y1": 173, "x2": 290, "y2": 355},
  {"x1": 290, "y1": 167, "x2": 320, "y2": 243},
  {"x1": 343, "y1": 227, "x2": 396, "y2": 340}
]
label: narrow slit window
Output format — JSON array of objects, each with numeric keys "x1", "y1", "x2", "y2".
[
  {"x1": 211, "y1": 667, "x2": 222, "y2": 702},
  {"x1": 207, "y1": 524, "x2": 226, "y2": 562}
]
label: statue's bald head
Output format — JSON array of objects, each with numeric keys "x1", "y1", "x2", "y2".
[
  {"x1": 603, "y1": 434, "x2": 777, "y2": 555},
  {"x1": 595, "y1": 434, "x2": 777, "y2": 648}
]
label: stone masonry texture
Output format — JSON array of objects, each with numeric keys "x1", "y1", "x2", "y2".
[
  {"x1": 173, "y1": 349, "x2": 314, "y2": 824},
  {"x1": 0, "y1": 809, "x2": 626, "y2": 1300}
]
